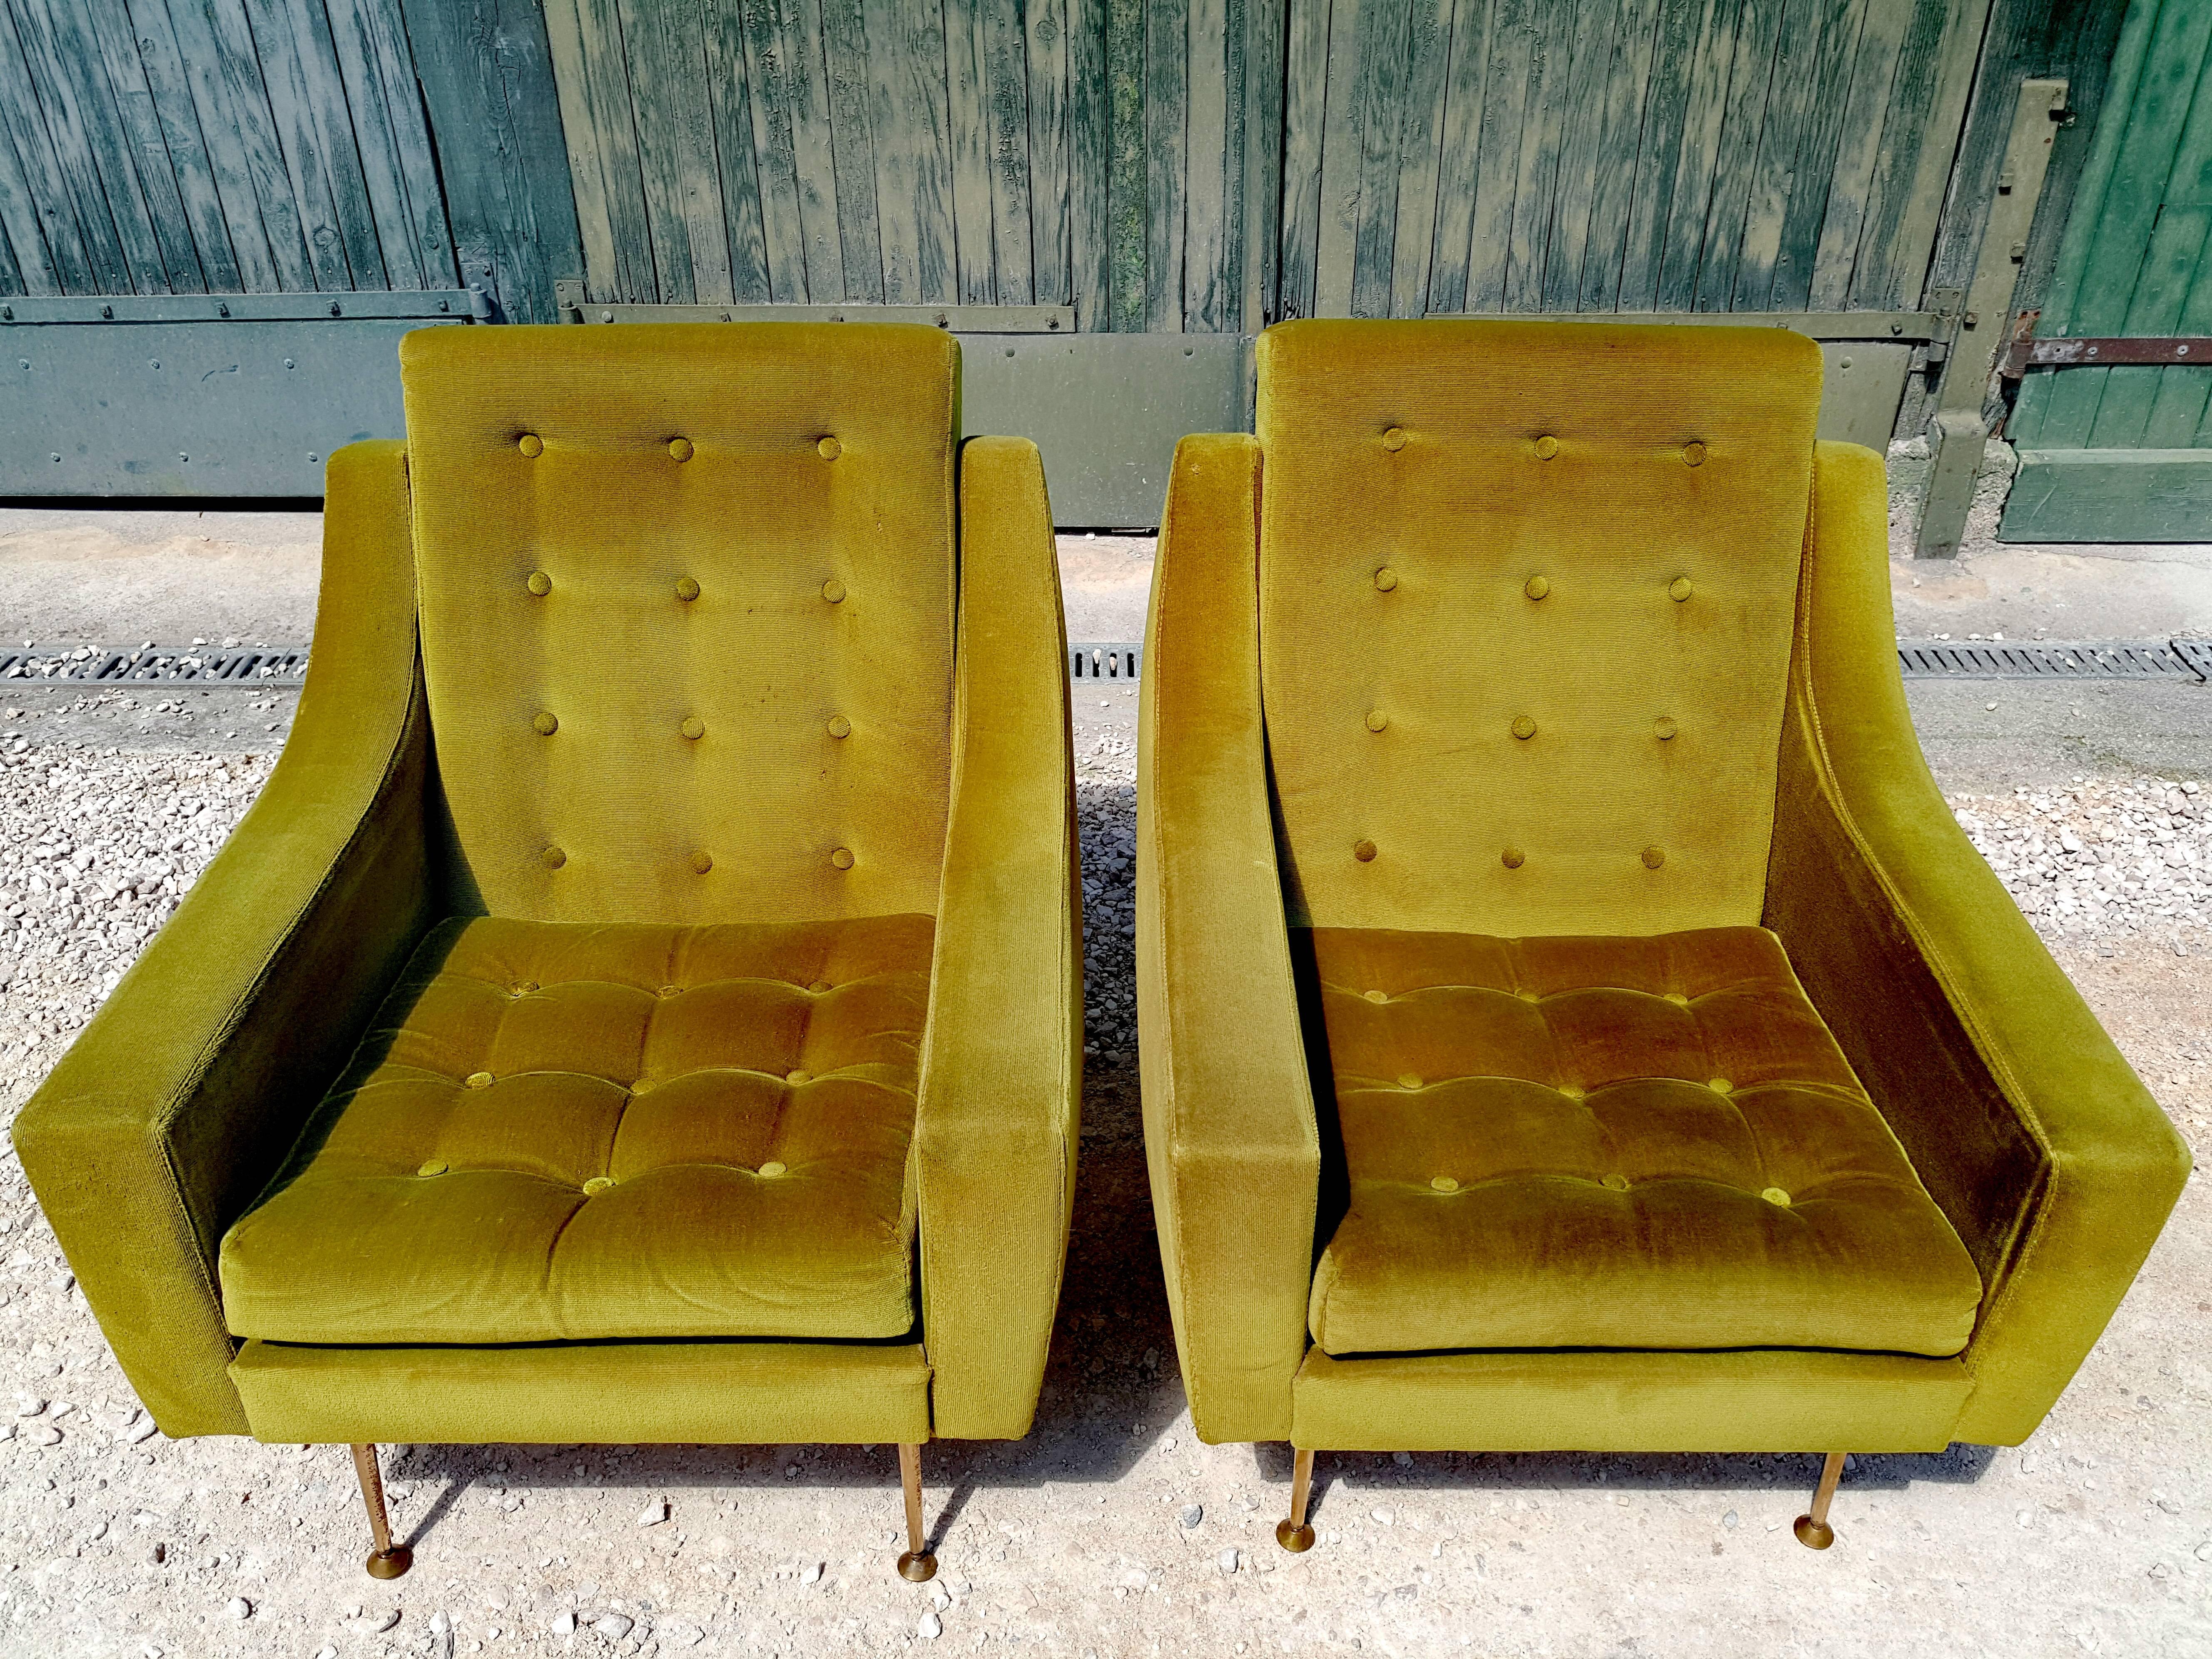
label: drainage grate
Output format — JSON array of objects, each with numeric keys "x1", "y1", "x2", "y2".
[
  {"x1": 1070, "y1": 641, "x2": 1142, "y2": 681},
  {"x1": 1894, "y1": 639, "x2": 2206, "y2": 681},
  {"x1": 0, "y1": 644, "x2": 309, "y2": 685}
]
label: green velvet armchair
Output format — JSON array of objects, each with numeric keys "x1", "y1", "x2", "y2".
[
  {"x1": 1136, "y1": 318, "x2": 2187, "y2": 1552},
  {"x1": 15, "y1": 322, "x2": 1081, "y2": 1580}
]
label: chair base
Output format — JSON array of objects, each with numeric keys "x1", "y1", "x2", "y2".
[
  {"x1": 1793, "y1": 1516, "x2": 1836, "y2": 1550},
  {"x1": 898, "y1": 1550, "x2": 939, "y2": 1582},
  {"x1": 364, "y1": 1546, "x2": 414, "y2": 1579},
  {"x1": 1794, "y1": 1451, "x2": 1847, "y2": 1550},
  {"x1": 1275, "y1": 1447, "x2": 1316, "y2": 1552},
  {"x1": 1275, "y1": 1520, "x2": 1315, "y2": 1552}
]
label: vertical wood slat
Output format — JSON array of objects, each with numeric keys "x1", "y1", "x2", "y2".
[
  {"x1": 700, "y1": 0, "x2": 771, "y2": 301},
  {"x1": 283, "y1": 0, "x2": 413, "y2": 288},
  {"x1": 1241, "y1": 0, "x2": 1284, "y2": 328},
  {"x1": 1575, "y1": 0, "x2": 1664, "y2": 309},
  {"x1": 1310, "y1": 0, "x2": 1363, "y2": 316},
  {"x1": 1277, "y1": 0, "x2": 1329, "y2": 320},
  {"x1": 820, "y1": 0, "x2": 884, "y2": 301},
  {"x1": 1105, "y1": 0, "x2": 1145, "y2": 329},
  {"x1": 1464, "y1": 0, "x2": 1534, "y2": 311},
  {"x1": 0, "y1": 2, "x2": 98, "y2": 291},
  {"x1": 1066, "y1": 0, "x2": 1108, "y2": 323},
  {"x1": 6, "y1": 0, "x2": 142, "y2": 292},
  {"x1": 1691, "y1": 0, "x2": 1789, "y2": 311},
  {"x1": 82, "y1": 0, "x2": 207, "y2": 290},
  {"x1": 1145, "y1": 0, "x2": 1188, "y2": 329},
  {"x1": 1026, "y1": 0, "x2": 1071, "y2": 306},
  {"x1": 981, "y1": 0, "x2": 1034, "y2": 304},
  {"x1": 862, "y1": 0, "x2": 953, "y2": 304},
  {"x1": 740, "y1": 0, "x2": 817, "y2": 303},
  {"x1": 778, "y1": 0, "x2": 845, "y2": 299},
  {"x1": 1382, "y1": 0, "x2": 1450, "y2": 319},
  {"x1": 1184, "y1": 0, "x2": 1231, "y2": 326},
  {"x1": 1847, "y1": 0, "x2": 1979, "y2": 308},
  {"x1": 1756, "y1": 0, "x2": 1867, "y2": 311},
  {"x1": 1805, "y1": 0, "x2": 1911, "y2": 307},
  {"x1": 240, "y1": 0, "x2": 363, "y2": 287},
  {"x1": 618, "y1": 0, "x2": 729, "y2": 303},
  {"x1": 1724, "y1": 0, "x2": 1837, "y2": 310},
  {"x1": 323, "y1": 0, "x2": 450, "y2": 289},
  {"x1": 1424, "y1": 0, "x2": 1492, "y2": 313},
  {"x1": 1541, "y1": 0, "x2": 1626, "y2": 312},
  {"x1": 166, "y1": 0, "x2": 311, "y2": 290},
  {"x1": 946, "y1": 0, "x2": 998, "y2": 303},
  {"x1": 1346, "y1": 0, "x2": 1408, "y2": 317},
  {"x1": 0, "y1": 96, "x2": 60, "y2": 292},
  {"x1": 543, "y1": 0, "x2": 653, "y2": 303}
]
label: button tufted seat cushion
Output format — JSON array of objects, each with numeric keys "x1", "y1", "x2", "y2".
[
  {"x1": 1303, "y1": 924, "x2": 1983, "y2": 1358},
  {"x1": 219, "y1": 913, "x2": 932, "y2": 1345}
]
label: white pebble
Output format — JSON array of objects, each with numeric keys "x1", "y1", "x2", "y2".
[
  {"x1": 551, "y1": 1612, "x2": 577, "y2": 1636},
  {"x1": 224, "y1": 1598, "x2": 250, "y2": 1620},
  {"x1": 1218, "y1": 1549, "x2": 1239, "y2": 1574},
  {"x1": 637, "y1": 1498, "x2": 668, "y2": 1527},
  {"x1": 594, "y1": 1613, "x2": 634, "y2": 1640},
  {"x1": 919, "y1": 1611, "x2": 943, "y2": 1639}
]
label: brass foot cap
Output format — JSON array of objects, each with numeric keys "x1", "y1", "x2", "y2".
[
  {"x1": 1275, "y1": 1521, "x2": 1315, "y2": 1553},
  {"x1": 1793, "y1": 1516, "x2": 1835, "y2": 1551},
  {"x1": 898, "y1": 1550, "x2": 937, "y2": 1583},
  {"x1": 365, "y1": 1546, "x2": 413, "y2": 1579}
]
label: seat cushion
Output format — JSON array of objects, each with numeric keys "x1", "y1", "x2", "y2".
[
  {"x1": 1304, "y1": 925, "x2": 1983, "y2": 1358},
  {"x1": 219, "y1": 914, "x2": 933, "y2": 1345}
]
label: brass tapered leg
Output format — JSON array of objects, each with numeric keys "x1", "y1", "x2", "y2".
[
  {"x1": 351, "y1": 1443, "x2": 413, "y2": 1579},
  {"x1": 1275, "y1": 1448, "x2": 1316, "y2": 1552},
  {"x1": 1794, "y1": 1451, "x2": 1846, "y2": 1550},
  {"x1": 896, "y1": 1443, "x2": 937, "y2": 1582}
]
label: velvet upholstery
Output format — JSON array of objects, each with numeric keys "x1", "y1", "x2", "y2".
[
  {"x1": 1139, "y1": 319, "x2": 2185, "y2": 1457},
  {"x1": 1304, "y1": 925, "x2": 1981, "y2": 1357},
  {"x1": 16, "y1": 326, "x2": 1081, "y2": 1448}
]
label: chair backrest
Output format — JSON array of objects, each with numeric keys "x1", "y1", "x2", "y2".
[
  {"x1": 1255, "y1": 319, "x2": 1823, "y2": 937},
  {"x1": 401, "y1": 322, "x2": 958, "y2": 924}
]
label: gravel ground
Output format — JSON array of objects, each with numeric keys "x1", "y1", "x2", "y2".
[{"x1": 0, "y1": 712, "x2": 2206, "y2": 1657}]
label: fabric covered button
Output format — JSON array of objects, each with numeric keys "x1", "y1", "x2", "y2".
[
  {"x1": 787, "y1": 1069, "x2": 812, "y2": 1085},
  {"x1": 1511, "y1": 716, "x2": 1537, "y2": 740},
  {"x1": 1710, "y1": 1077, "x2": 1734, "y2": 1094},
  {"x1": 464, "y1": 1071, "x2": 493, "y2": 1090},
  {"x1": 1364, "y1": 710, "x2": 1389, "y2": 732},
  {"x1": 1353, "y1": 839, "x2": 1377, "y2": 862},
  {"x1": 757, "y1": 1161, "x2": 787, "y2": 1178},
  {"x1": 690, "y1": 850, "x2": 713, "y2": 874},
  {"x1": 1669, "y1": 576, "x2": 1694, "y2": 602},
  {"x1": 1683, "y1": 441, "x2": 1708, "y2": 467},
  {"x1": 581, "y1": 1176, "x2": 615, "y2": 1196},
  {"x1": 668, "y1": 437, "x2": 694, "y2": 462},
  {"x1": 542, "y1": 846, "x2": 566, "y2": 870},
  {"x1": 831, "y1": 847, "x2": 855, "y2": 870},
  {"x1": 1654, "y1": 715, "x2": 1678, "y2": 741},
  {"x1": 1397, "y1": 1074, "x2": 1422, "y2": 1090},
  {"x1": 1761, "y1": 1186, "x2": 1792, "y2": 1206},
  {"x1": 675, "y1": 576, "x2": 700, "y2": 602},
  {"x1": 657, "y1": 984, "x2": 682, "y2": 999},
  {"x1": 1502, "y1": 846, "x2": 1525, "y2": 869},
  {"x1": 680, "y1": 716, "x2": 705, "y2": 740},
  {"x1": 1560, "y1": 1084, "x2": 1587, "y2": 1102},
  {"x1": 807, "y1": 979, "x2": 833, "y2": 994},
  {"x1": 509, "y1": 980, "x2": 537, "y2": 996},
  {"x1": 531, "y1": 710, "x2": 558, "y2": 736},
  {"x1": 1532, "y1": 435, "x2": 1559, "y2": 459},
  {"x1": 526, "y1": 570, "x2": 552, "y2": 596},
  {"x1": 1363, "y1": 989, "x2": 1387, "y2": 1004},
  {"x1": 629, "y1": 1078, "x2": 656, "y2": 1095},
  {"x1": 827, "y1": 714, "x2": 851, "y2": 739},
  {"x1": 1373, "y1": 567, "x2": 1398, "y2": 592},
  {"x1": 822, "y1": 578, "x2": 847, "y2": 603},
  {"x1": 1517, "y1": 989, "x2": 1541, "y2": 1004},
  {"x1": 1664, "y1": 991, "x2": 1690, "y2": 1006},
  {"x1": 817, "y1": 436, "x2": 842, "y2": 461},
  {"x1": 416, "y1": 1159, "x2": 448, "y2": 1177},
  {"x1": 1429, "y1": 1175, "x2": 1459, "y2": 1193},
  {"x1": 1381, "y1": 426, "x2": 1407, "y2": 452},
  {"x1": 516, "y1": 433, "x2": 542, "y2": 458},
  {"x1": 1642, "y1": 845, "x2": 1666, "y2": 869},
  {"x1": 1602, "y1": 1173, "x2": 1631, "y2": 1192},
  {"x1": 1524, "y1": 575, "x2": 1549, "y2": 600}
]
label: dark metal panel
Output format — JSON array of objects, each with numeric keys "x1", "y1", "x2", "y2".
[{"x1": 0, "y1": 316, "x2": 465, "y2": 494}]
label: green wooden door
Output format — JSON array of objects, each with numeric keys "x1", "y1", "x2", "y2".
[{"x1": 2003, "y1": 0, "x2": 2212, "y2": 537}]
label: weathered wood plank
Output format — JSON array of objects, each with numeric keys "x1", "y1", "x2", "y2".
[
  {"x1": 860, "y1": 0, "x2": 952, "y2": 303},
  {"x1": 1241, "y1": 0, "x2": 1283, "y2": 327},
  {"x1": 1502, "y1": 0, "x2": 1573, "y2": 310},
  {"x1": 1105, "y1": 0, "x2": 1145, "y2": 328},
  {"x1": 1725, "y1": 0, "x2": 1836, "y2": 310},
  {"x1": 1346, "y1": 0, "x2": 1407, "y2": 317},
  {"x1": 738, "y1": 0, "x2": 816, "y2": 301},
  {"x1": 399, "y1": 0, "x2": 584, "y2": 322},
  {"x1": 981, "y1": 0, "x2": 1034, "y2": 303},
  {"x1": 0, "y1": 2, "x2": 99, "y2": 291},
  {"x1": 83, "y1": 0, "x2": 208, "y2": 289},
  {"x1": 1383, "y1": 0, "x2": 1452, "y2": 318},
  {"x1": 1184, "y1": 0, "x2": 1231, "y2": 326},
  {"x1": 160, "y1": 0, "x2": 305, "y2": 290},
  {"x1": 6, "y1": 0, "x2": 146, "y2": 291},
  {"x1": 945, "y1": 0, "x2": 998, "y2": 301},
  {"x1": 125, "y1": 0, "x2": 243, "y2": 291},
  {"x1": 321, "y1": 0, "x2": 438, "y2": 288},
  {"x1": 1848, "y1": 0, "x2": 1985, "y2": 309},
  {"x1": 699, "y1": 0, "x2": 772, "y2": 303},
  {"x1": 1276, "y1": 0, "x2": 1330, "y2": 320},
  {"x1": 1575, "y1": 0, "x2": 1663, "y2": 309},
  {"x1": 1650, "y1": 0, "x2": 1741, "y2": 309},
  {"x1": 1026, "y1": 0, "x2": 1071, "y2": 305},
  {"x1": 357, "y1": 0, "x2": 459, "y2": 286},
  {"x1": 1613, "y1": 0, "x2": 1709, "y2": 309},
  {"x1": 1805, "y1": 0, "x2": 1908, "y2": 309},
  {"x1": 1145, "y1": 0, "x2": 1188, "y2": 328},
  {"x1": 777, "y1": 0, "x2": 846, "y2": 299},
  {"x1": 279, "y1": 0, "x2": 397, "y2": 286},
  {"x1": 239, "y1": 0, "x2": 365, "y2": 287},
  {"x1": 1311, "y1": 0, "x2": 1363, "y2": 316},
  {"x1": 2000, "y1": 446, "x2": 2212, "y2": 541},
  {"x1": 1066, "y1": 0, "x2": 1108, "y2": 323},
  {"x1": 1541, "y1": 0, "x2": 1625, "y2": 311},
  {"x1": 543, "y1": 0, "x2": 638, "y2": 301},
  {"x1": 1688, "y1": 0, "x2": 1785, "y2": 311},
  {"x1": 1759, "y1": 0, "x2": 1865, "y2": 311},
  {"x1": 1425, "y1": 0, "x2": 1492, "y2": 313},
  {"x1": 623, "y1": 0, "x2": 735, "y2": 302},
  {"x1": 0, "y1": 112, "x2": 60, "y2": 293},
  {"x1": 1465, "y1": 0, "x2": 1534, "y2": 311},
  {"x1": 819, "y1": 0, "x2": 885, "y2": 301}
]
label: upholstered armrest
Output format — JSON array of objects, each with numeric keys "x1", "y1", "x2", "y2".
[
  {"x1": 1765, "y1": 441, "x2": 2190, "y2": 1445},
  {"x1": 12, "y1": 441, "x2": 438, "y2": 1437},
  {"x1": 914, "y1": 436, "x2": 1082, "y2": 1440},
  {"x1": 1136, "y1": 434, "x2": 1320, "y2": 1445}
]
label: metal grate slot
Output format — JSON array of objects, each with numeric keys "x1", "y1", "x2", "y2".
[
  {"x1": 2175, "y1": 639, "x2": 2212, "y2": 680},
  {"x1": 1070, "y1": 642, "x2": 1143, "y2": 681},
  {"x1": 1895, "y1": 639, "x2": 2205, "y2": 681},
  {"x1": 0, "y1": 645, "x2": 309, "y2": 685}
]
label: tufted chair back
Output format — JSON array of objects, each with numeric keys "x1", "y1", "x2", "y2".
[
  {"x1": 401, "y1": 324, "x2": 958, "y2": 925},
  {"x1": 1255, "y1": 319, "x2": 1823, "y2": 937}
]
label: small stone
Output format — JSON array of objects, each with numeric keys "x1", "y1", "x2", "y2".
[
  {"x1": 638, "y1": 1498, "x2": 668, "y2": 1527},
  {"x1": 1722, "y1": 1511, "x2": 1738, "y2": 1529},
  {"x1": 123, "y1": 1419, "x2": 157, "y2": 1444},
  {"x1": 25, "y1": 1424, "x2": 59, "y2": 1445},
  {"x1": 1371, "y1": 1507, "x2": 1395, "y2": 1526},
  {"x1": 313, "y1": 1648, "x2": 336, "y2": 1659},
  {"x1": 1392, "y1": 1452, "x2": 1413, "y2": 1466},
  {"x1": 551, "y1": 1612, "x2": 577, "y2": 1635},
  {"x1": 1180, "y1": 1504, "x2": 1203, "y2": 1529},
  {"x1": 919, "y1": 1611, "x2": 943, "y2": 1639},
  {"x1": 595, "y1": 1613, "x2": 635, "y2": 1640},
  {"x1": 429, "y1": 1610, "x2": 450, "y2": 1636},
  {"x1": 1218, "y1": 1549, "x2": 1239, "y2": 1574},
  {"x1": 225, "y1": 1598, "x2": 251, "y2": 1620},
  {"x1": 661, "y1": 1623, "x2": 705, "y2": 1647},
  {"x1": 800, "y1": 1560, "x2": 822, "y2": 1584},
  {"x1": 15, "y1": 1396, "x2": 45, "y2": 1417}
]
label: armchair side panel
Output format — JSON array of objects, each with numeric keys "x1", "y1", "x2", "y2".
[
  {"x1": 1765, "y1": 441, "x2": 2190, "y2": 1446},
  {"x1": 1137, "y1": 434, "x2": 1320, "y2": 1445},
  {"x1": 915, "y1": 436, "x2": 1082, "y2": 1439},
  {"x1": 12, "y1": 441, "x2": 437, "y2": 1435}
]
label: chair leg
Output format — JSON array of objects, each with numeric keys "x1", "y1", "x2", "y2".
[
  {"x1": 1275, "y1": 1447, "x2": 1316, "y2": 1552},
  {"x1": 896, "y1": 1443, "x2": 937, "y2": 1582},
  {"x1": 1794, "y1": 1451, "x2": 1846, "y2": 1550},
  {"x1": 351, "y1": 1443, "x2": 413, "y2": 1579}
]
